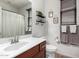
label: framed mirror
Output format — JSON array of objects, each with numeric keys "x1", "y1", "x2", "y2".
[{"x1": 0, "y1": 1, "x2": 32, "y2": 38}]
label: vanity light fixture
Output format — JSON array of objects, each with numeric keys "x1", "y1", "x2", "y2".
[{"x1": 48, "y1": 11, "x2": 53, "y2": 18}]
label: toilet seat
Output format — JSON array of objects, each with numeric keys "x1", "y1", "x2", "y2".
[{"x1": 46, "y1": 45, "x2": 57, "y2": 52}]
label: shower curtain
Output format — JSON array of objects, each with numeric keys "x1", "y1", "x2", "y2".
[
  {"x1": 2, "y1": 10, "x2": 25, "y2": 37},
  {"x1": 0, "y1": 7, "x2": 2, "y2": 37}
]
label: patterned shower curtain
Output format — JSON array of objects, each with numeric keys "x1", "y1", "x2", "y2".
[{"x1": 2, "y1": 10, "x2": 25, "y2": 38}]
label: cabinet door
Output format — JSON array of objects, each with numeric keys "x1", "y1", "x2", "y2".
[
  {"x1": 40, "y1": 41, "x2": 46, "y2": 58},
  {"x1": 40, "y1": 41, "x2": 46, "y2": 51},
  {"x1": 33, "y1": 41, "x2": 46, "y2": 58},
  {"x1": 15, "y1": 45, "x2": 39, "y2": 58},
  {"x1": 33, "y1": 49, "x2": 45, "y2": 58}
]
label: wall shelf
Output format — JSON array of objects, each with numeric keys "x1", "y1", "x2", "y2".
[
  {"x1": 36, "y1": 20, "x2": 45, "y2": 23},
  {"x1": 36, "y1": 15, "x2": 45, "y2": 18}
]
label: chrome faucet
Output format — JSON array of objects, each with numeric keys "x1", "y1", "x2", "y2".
[{"x1": 11, "y1": 36, "x2": 19, "y2": 44}]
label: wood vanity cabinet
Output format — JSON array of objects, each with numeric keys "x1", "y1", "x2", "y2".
[{"x1": 15, "y1": 41, "x2": 46, "y2": 58}]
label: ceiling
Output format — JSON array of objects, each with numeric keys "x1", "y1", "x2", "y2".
[{"x1": 0, "y1": 0, "x2": 30, "y2": 8}]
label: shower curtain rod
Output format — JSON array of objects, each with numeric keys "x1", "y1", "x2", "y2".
[
  {"x1": 2, "y1": 8, "x2": 18, "y2": 14},
  {"x1": 2, "y1": 8, "x2": 25, "y2": 16}
]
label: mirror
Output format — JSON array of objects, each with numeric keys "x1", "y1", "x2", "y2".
[{"x1": 0, "y1": 0, "x2": 32, "y2": 38}]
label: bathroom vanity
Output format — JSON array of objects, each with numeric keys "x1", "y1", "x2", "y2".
[
  {"x1": 0, "y1": 37, "x2": 46, "y2": 58},
  {"x1": 15, "y1": 41, "x2": 46, "y2": 58}
]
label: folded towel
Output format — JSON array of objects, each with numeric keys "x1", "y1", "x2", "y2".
[
  {"x1": 61, "y1": 25, "x2": 67, "y2": 33},
  {"x1": 70, "y1": 25, "x2": 77, "y2": 33},
  {"x1": 29, "y1": 27, "x2": 32, "y2": 31}
]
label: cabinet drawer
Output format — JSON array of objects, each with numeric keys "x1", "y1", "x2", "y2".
[
  {"x1": 40, "y1": 41, "x2": 46, "y2": 51},
  {"x1": 15, "y1": 45, "x2": 39, "y2": 58}
]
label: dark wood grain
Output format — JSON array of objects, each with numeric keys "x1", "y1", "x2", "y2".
[
  {"x1": 15, "y1": 45, "x2": 39, "y2": 58},
  {"x1": 15, "y1": 41, "x2": 46, "y2": 58}
]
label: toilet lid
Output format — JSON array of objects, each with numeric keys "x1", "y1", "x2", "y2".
[{"x1": 46, "y1": 45, "x2": 57, "y2": 52}]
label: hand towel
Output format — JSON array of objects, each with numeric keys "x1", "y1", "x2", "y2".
[
  {"x1": 61, "y1": 25, "x2": 67, "y2": 33},
  {"x1": 70, "y1": 25, "x2": 77, "y2": 33}
]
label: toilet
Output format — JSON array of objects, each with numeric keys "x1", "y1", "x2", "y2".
[{"x1": 46, "y1": 45, "x2": 57, "y2": 58}]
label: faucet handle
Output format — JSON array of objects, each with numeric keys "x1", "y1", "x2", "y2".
[
  {"x1": 16, "y1": 36, "x2": 19, "y2": 43},
  {"x1": 16, "y1": 38, "x2": 19, "y2": 42}
]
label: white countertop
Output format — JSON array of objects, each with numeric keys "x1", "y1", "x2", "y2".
[{"x1": 0, "y1": 37, "x2": 46, "y2": 58}]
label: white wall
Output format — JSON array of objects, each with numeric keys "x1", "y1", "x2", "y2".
[
  {"x1": 0, "y1": 1, "x2": 18, "y2": 12},
  {"x1": 45, "y1": 0, "x2": 60, "y2": 45},
  {"x1": 29, "y1": 0, "x2": 46, "y2": 37},
  {"x1": 18, "y1": 2, "x2": 32, "y2": 16}
]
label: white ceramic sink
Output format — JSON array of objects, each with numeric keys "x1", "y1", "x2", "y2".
[{"x1": 4, "y1": 42, "x2": 28, "y2": 51}]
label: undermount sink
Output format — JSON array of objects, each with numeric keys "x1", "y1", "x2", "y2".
[{"x1": 4, "y1": 42, "x2": 28, "y2": 51}]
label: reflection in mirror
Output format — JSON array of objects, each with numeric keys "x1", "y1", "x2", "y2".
[
  {"x1": 0, "y1": 0, "x2": 32, "y2": 38},
  {"x1": 26, "y1": 8, "x2": 32, "y2": 34}
]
